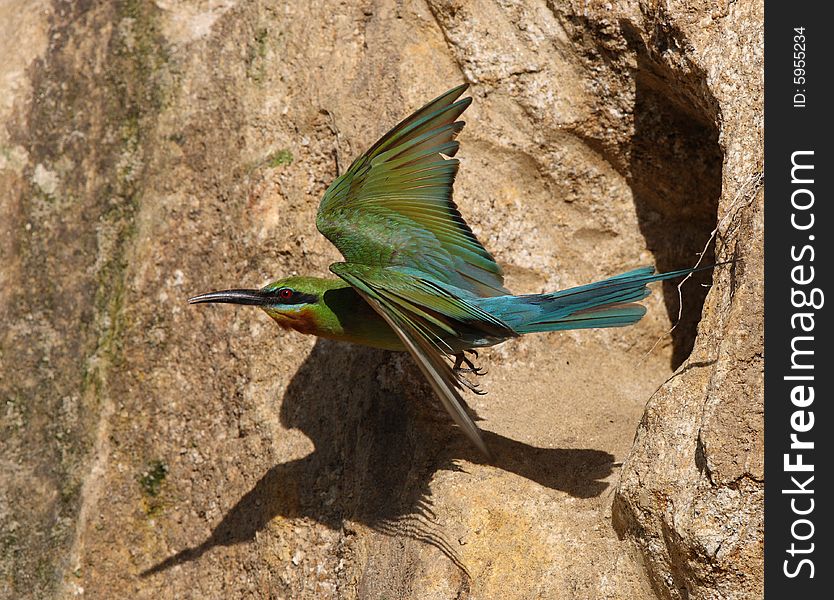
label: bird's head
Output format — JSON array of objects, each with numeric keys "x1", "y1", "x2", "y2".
[{"x1": 188, "y1": 276, "x2": 325, "y2": 334}]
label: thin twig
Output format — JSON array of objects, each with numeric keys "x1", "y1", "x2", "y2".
[{"x1": 638, "y1": 171, "x2": 764, "y2": 365}]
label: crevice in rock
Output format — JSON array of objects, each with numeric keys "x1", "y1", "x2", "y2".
[
  {"x1": 694, "y1": 431, "x2": 714, "y2": 484},
  {"x1": 621, "y1": 20, "x2": 723, "y2": 370}
]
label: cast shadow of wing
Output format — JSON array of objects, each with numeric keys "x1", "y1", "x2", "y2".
[{"x1": 143, "y1": 340, "x2": 615, "y2": 577}]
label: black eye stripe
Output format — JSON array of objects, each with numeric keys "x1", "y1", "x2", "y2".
[{"x1": 265, "y1": 288, "x2": 318, "y2": 305}]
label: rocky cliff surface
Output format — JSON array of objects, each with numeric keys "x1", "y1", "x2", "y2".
[{"x1": 0, "y1": 1, "x2": 762, "y2": 598}]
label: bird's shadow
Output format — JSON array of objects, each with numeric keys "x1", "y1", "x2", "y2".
[{"x1": 143, "y1": 340, "x2": 615, "y2": 577}]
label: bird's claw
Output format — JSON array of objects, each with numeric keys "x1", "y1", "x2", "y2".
[
  {"x1": 453, "y1": 351, "x2": 488, "y2": 395},
  {"x1": 456, "y1": 366, "x2": 488, "y2": 375},
  {"x1": 458, "y1": 375, "x2": 488, "y2": 395},
  {"x1": 453, "y1": 351, "x2": 486, "y2": 376}
]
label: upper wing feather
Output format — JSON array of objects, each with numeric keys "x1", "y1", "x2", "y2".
[{"x1": 316, "y1": 85, "x2": 508, "y2": 297}]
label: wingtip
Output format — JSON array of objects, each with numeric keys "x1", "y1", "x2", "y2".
[
  {"x1": 445, "y1": 83, "x2": 471, "y2": 103},
  {"x1": 457, "y1": 96, "x2": 473, "y2": 109}
]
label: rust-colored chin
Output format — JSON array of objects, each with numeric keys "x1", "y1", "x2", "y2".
[{"x1": 265, "y1": 307, "x2": 319, "y2": 336}]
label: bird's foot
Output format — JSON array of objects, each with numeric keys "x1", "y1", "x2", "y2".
[
  {"x1": 453, "y1": 350, "x2": 487, "y2": 395},
  {"x1": 452, "y1": 350, "x2": 487, "y2": 376}
]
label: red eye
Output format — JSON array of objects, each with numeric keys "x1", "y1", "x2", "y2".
[{"x1": 278, "y1": 288, "x2": 293, "y2": 300}]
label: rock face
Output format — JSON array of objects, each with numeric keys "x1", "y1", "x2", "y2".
[
  {"x1": 610, "y1": 2, "x2": 765, "y2": 599},
  {"x1": 0, "y1": 1, "x2": 762, "y2": 599}
]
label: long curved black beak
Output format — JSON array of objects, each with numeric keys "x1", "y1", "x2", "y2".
[{"x1": 188, "y1": 289, "x2": 273, "y2": 306}]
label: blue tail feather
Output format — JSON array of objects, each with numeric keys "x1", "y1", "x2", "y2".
[{"x1": 477, "y1": 264, "x2": 713, "y2": 334}]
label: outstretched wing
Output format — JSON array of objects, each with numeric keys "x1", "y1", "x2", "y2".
[
  {"x1": 316, "y1": 85, "x2": 508, "y2": 298},
  {"x1": 331, "y1": 263, "x2": 518, "y2": 457}
]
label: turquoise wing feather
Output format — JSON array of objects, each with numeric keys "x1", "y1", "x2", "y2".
[{"x1": 316, "y1": 84, "x2": 508, "y2": 298}]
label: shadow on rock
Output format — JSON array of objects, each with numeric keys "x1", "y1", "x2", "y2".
[
  {"x1": 624, "y1": 23, "x2": 723, "y2": 370},
  {"x1": 143, "y1": 339, "x2": 615, "y2": 577}
]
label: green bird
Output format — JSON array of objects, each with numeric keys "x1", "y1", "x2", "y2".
[{"x1": 189, "y1": 84, "x2": 712, "y2": 457}]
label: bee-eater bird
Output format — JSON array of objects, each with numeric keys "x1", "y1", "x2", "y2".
[{"x1": 189, "y1": 84, "x2": 713, "y2": 457}]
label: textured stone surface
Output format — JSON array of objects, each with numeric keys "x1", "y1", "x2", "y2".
[
  {"x1": 611, "y1": 0, "x2": 765, "y2": 598},
  {"x1": 0, "y1": 1, "x2": 762, "y2": 599}
]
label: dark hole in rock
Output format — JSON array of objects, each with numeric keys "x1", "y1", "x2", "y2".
[{"x1": 627, "y1": 47, "x2": 723, "y2": 369}]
